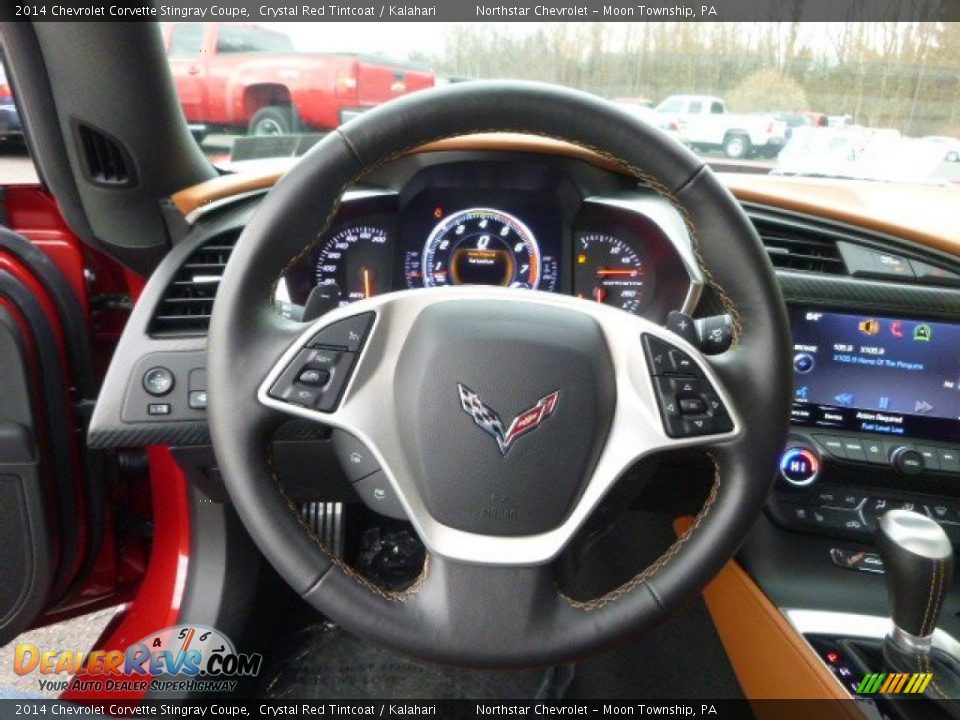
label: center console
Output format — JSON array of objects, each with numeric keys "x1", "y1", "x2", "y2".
[{"x1": 770, "y1": 306, "x2": 960, "y2": 551}]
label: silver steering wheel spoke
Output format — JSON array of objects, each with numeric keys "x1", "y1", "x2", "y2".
[{"x1": 257, "y1": 287, "x2": 740, "y2": 567}]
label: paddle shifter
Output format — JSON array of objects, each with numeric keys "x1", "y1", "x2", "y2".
[{"x1": 877, "y1": 509, "x2": 954, "y2": 654}]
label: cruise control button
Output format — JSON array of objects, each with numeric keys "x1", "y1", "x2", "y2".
[
  {"x1": 298, "y1": 368, "x2": 330, "y2": 386},
  {"x1": 284, "y1": 386, "x2": 320, "y2": 408},
  {"x1": 332, "y1": 429, "x2": 380, "y2": 482},
  {"x1": 309, "y1": 312, "x2": 374, "y2": 352}
]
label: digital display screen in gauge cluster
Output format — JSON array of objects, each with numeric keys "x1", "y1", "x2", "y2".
[{"x1": 400, "y1": 198, "x2": 561, "y2": 294}]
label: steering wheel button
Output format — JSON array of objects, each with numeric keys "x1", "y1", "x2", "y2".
[
  {"x1": 298, "y1": 368, "x2": 330, "y2": 386},
  {"x1": 642, "y1": 335, "x2": 674, "y2": 375},
  {"x1": 679, "y1": 397, "x2": 707, "y2": 414},
  {"x1": 332, "y1": 429, "x2": 381, "y2": 482},
  {"x1": 353, "y1": 470, "x2": 406, "y2": 520},
  {"x1": 309, "y1": 312, "x2": 374, "y2": 352},
  {"x1": 667, "y1": 349, "x2": 703, "y2": 377},
  {"x1": 682, "y1": 416, "x2": 716, "y2": 436},
  {"x1": 285, "y1": 386, "x2": 320, "y2": 408},
  {"x1": 316, "y1": 353, "x2": 358, "y2": 412}
]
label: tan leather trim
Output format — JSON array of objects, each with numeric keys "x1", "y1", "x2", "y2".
[
  {"x1": 719, "y1": 172, "x2": 960, "y2": 258},
  {"x1": 673, "y1": 517, "x2": 858, "y2": 714},
  {"x1": 170, "y1": 159, "x2": 291, "y2": 216},
  {"x1": 170, "y1": 133, "x2": 960, "y2": 261}
]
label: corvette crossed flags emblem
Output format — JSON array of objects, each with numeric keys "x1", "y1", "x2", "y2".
[{"x1": 457, "y1": 383, "x2": 560, "y2": 455}]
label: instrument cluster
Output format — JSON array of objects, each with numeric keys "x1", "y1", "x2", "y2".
[{"x1": 280, "y1": 162, "x2": 696, "y2": 322}]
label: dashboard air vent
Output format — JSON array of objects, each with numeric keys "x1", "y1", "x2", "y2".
[
  {"x1": 75, "y1": 122, "x2": 136, "y2": 187},
  {"x1": 754, "y1": 220, "x2": 847, "y2": 275},
  {"x1": 149, "y1": 232, "x2": 240, "y2": 337}
]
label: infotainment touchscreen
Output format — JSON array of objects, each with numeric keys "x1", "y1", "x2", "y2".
[{"x1": 790, "y1": 308, "x2": 960, "y2": 442}]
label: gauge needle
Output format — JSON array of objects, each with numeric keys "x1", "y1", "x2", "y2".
[
  {"x1": 592, "y1": 287, "x2": 607, "y2": 304},
  {"x1": 595, "y1": 268, "x2": 641, "y2": 277},
  {"x1": 361, "y1": 267, "x2": 373, "y2": 299}
]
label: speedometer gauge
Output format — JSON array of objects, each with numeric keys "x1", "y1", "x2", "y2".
[
  {"x1": 314, "y1": 225, "x2": 390, "y2": 307},
  {"x1": 574, "y1": 233, "x2": 650, "y2": 314},
  {"x1": 421, "y1": 208, "x2": 543, "y2": 289}
]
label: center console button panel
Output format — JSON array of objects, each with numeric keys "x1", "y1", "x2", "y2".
[{"x1": 772, "y1": 485, "x2": 960, "y2": 545}]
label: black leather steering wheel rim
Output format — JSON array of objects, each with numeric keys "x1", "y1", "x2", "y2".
[{"x1": 207, "y1": 80, "x2": 792, "y2": 667}]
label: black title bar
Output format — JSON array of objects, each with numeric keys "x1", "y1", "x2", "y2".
[{"x1": 3, "y1": 0, "x2": 959, "y2": 22}]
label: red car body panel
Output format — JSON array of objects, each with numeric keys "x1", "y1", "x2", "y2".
[
  {"x1": 163, "y1": 23, "x2": 435, "y2": 131},
  {"x1": 62, "y1": 447, "x2": 192, "y2": 702}
]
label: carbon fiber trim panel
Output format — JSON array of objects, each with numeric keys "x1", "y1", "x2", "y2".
[{"x1": 779, "y1": 271, "x2": 960, "y2": 318}]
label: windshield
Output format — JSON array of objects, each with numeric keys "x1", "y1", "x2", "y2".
[{"x1": 164, "y1": 21, "x2": 960, "y2": 185}]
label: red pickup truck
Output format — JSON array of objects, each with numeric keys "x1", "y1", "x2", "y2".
[{"x1": 162, "y1": 23, "x2": 435, "y2": 136}]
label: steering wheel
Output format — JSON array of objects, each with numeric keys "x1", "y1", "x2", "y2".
[{"x1": 207, "y1": 81, "x2": 792, "y2": 667}]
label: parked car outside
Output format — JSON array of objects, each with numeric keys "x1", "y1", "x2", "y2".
[
  {"x1": 921, "y1": 136, "x2": 960, "y2": 163},
  {"x1": 654, "y1": 93, "x2": 788, "y2": 159},
  {"x1": 163, "y1": 23, "x2": 435, "y2": 136},
  {"x1": 0, "y1": 59, "x2": 23, "y2": 141}
]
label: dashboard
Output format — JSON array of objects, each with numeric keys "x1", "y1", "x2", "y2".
[
  {"x1": 277, "y1": 160, "x2": 697, "y2": 323},
  {"x1": 89, "y1": 150, "x2": 960, "y2": 541}
]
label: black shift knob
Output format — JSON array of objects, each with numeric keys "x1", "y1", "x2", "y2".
[{"x1": 876, "y1": 509, "x2": 953, "y2": 652}]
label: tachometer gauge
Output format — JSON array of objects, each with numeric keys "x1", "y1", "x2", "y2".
[
  {"x1": 422, "y1": 208, "x2": 542, "y2": 289},
  {"x1": 314, "y1": 225, "x2": 390, "y2": 306},
  {"x1": 574, "y1": 233, "x2": 650, "y2": 314}
]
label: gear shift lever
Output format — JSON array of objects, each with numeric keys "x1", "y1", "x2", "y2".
[{"x1": 877, "y1": 509, "x2": 953, "y2": 654}]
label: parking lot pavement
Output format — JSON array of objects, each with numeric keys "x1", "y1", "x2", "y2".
[
  {"x1": 0, "y1": 606, "x2": 122, "y2": 697},
  {"x1": 0, "y1": 143, "x2": 38, "y2": 184}
]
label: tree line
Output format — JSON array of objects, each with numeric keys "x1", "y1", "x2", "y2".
[{"x1": 410, "y1": 22, "x2": 960, "y2": 136}]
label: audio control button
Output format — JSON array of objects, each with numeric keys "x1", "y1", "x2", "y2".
[
  {"x1": 862, "y1": 439, "x2": 885, "y2": 464},
  {"x1": 938, "y1": 448, "x2": 960, "y2": 474},
  {"x1": 890, "y1": 446, "x2": 924, "y2": 476}
]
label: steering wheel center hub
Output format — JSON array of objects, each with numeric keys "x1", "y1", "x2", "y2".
[{"x1": 393, "y1": 299, "x2": 616, "y2": 536}]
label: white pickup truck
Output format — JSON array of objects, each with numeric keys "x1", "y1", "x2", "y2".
[{"x1": 655, "y1": 95, "x2": 788, "y2": 159}]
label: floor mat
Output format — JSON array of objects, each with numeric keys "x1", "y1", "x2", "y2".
[{"x1": 259, "y1": 621, "x2": 567, "y2": 700}]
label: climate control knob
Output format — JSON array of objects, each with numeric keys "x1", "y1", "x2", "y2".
[{"x1": 779, "y1": 446, "x2": 820, "y2": 487}]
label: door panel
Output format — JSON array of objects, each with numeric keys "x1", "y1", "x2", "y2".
[
  {"x1": 0, "y1": 302, "x2": 53, "y2": 644},
  {"x1": 0, "y1": 220, "x2": 105, "y2": 643}
]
